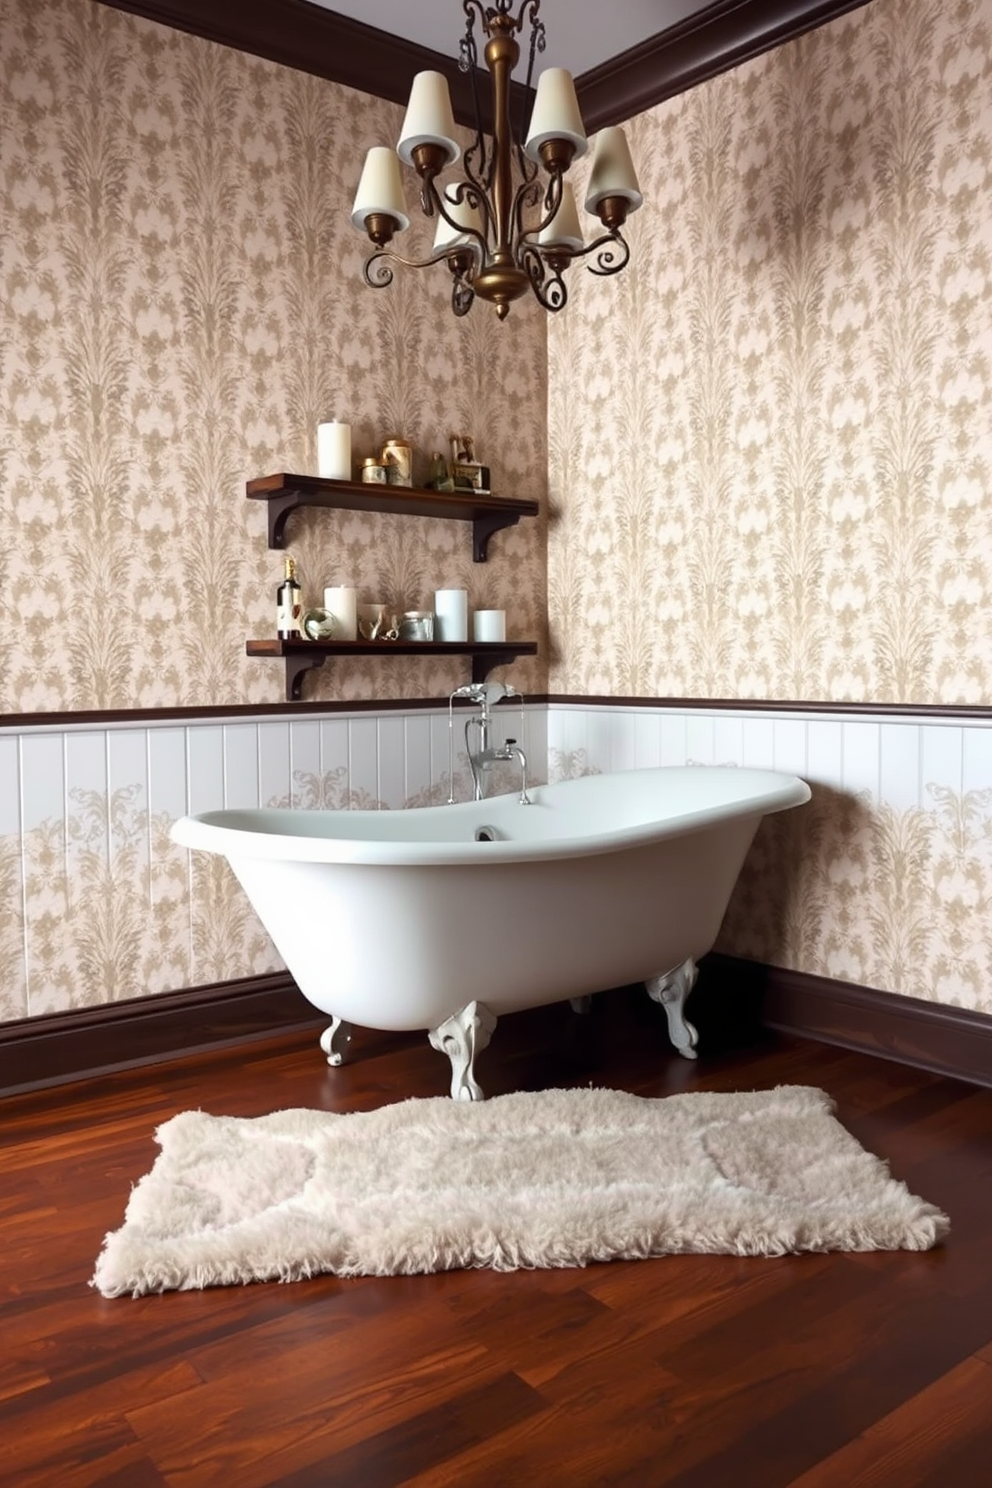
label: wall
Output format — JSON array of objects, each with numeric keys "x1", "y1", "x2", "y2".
[
  {"x1": 0, "y1": 0, "x2": 548, "y2": 1027},
  {"x1": 0, "y1": 706, "x2": 548, "y2": 1021},
  {"x1": 549, "y1": 703, "x2": 992, "y2": 1015},
  {"x1": 0, "y1": 0, "x2": 548, "y2": 712},
  {"x1": 546, "y1": 0, "x2": 992, "y2": 1013},
  {"x1": 549, "y1": 0, "x2": 990, "y2": 702}
]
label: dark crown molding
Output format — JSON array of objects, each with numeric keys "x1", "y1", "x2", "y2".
[
  {"x1": 576, "y1": 0, "x2": 874, "y2": 131},
  {"x1": 93, "y1": 0, "x2": 874, "y2": 131},
  {"x1": 90, "y1": 0, "x2": 527, "y2": 133}
]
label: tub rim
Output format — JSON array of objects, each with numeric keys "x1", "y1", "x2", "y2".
[{"x1": 170, "y1": 766, "x2": 811, "y2": 868}]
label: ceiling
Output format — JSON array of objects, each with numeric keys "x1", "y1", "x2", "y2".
[
  {"x1": 306, "y1": 1, "x2": 717, "y2": 80},
  {"x1": 93, "y1": 0, "x2": 874, "y2": 134}
]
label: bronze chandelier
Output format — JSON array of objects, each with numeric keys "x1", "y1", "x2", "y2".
[{"x1": 351, "y1": 0, "x2": 642, "y2": 320}]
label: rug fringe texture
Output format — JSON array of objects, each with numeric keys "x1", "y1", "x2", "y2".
[{"x1": 92, "y1": 1084, "x2": 949, "y2": 1297}]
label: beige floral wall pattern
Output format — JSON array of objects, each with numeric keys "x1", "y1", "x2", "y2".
[
  {"x1": 0, "y1": 0, "x2": 548, "y2": 711},
  {"x1": 1, "y1": 708, "x2": 546, "y2": 1019},
  {"x1": 719, "y1": 778, "x2": 992, "y2": 1011},
  {"x1": 542, "y1": 0, "x2": 992, "y2": 1018},
  {"x1": 547, "y1": 708, "x2": 992, "y2": 1014},
  {"x1": 4, "y1": 0, "x2": 992, "y2": 1036},
  {"x1": 548, "y1": 0, "x2": 992, "y2": 704}
]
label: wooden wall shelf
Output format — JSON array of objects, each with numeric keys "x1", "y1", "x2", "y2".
[
  {"x1": 247, "y1": 639, "x2": 539, "y2": 701},
  {"x1": 246, "y1": 472, "x2": 539, "y2": 561}
]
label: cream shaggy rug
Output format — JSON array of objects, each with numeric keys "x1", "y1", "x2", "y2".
[{"x1": 92, "y1": 1085, "x2": 948, "y2": 1297}]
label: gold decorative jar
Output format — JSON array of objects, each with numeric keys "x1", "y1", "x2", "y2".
[
  {"x1": 381, "y1": 437, "x2": 413, "y2": 487},
  {"x1": 361, "y1": 456, "x2": 388, "y2": 484}
]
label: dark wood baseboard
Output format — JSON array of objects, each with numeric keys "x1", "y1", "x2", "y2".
[
  {"x1": 702, "y1": 953, "x2": 992, "y2": 1089},
  {"x1": 0, "y1": 975, "x2": 324, "y2": 1098},
  {"x1": 5, "y1": 956, "x2": 990, "y2": 1099}
]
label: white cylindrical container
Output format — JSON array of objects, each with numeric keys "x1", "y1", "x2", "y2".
[
  {"x1": 433, "y1": 588, "x2": 468, "y2": 642},
  {"x1": 323, "y1": 585, "x2": 357, "y2": 640},
  {"x1": 317, "y1": 422, "x2": 352, "y2": 480},
  {"x1": 472, "y1": 609, "x2": 506, "y2": 643}
]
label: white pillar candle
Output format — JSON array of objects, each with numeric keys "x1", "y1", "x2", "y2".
[
  {"x1": 433, "y1": 588, "x2": 468, "y2": 643},
  {"x1": 323, "y1": 586, "x2": 357, "y2": 641},
  {"x1": 317, "y1": 422, "x2": 352, "y2": 480},
  {"x1": 472, "y1": 609, "x2": 506, "y2": 643}
]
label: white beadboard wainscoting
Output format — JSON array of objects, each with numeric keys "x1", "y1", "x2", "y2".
[
  {"x1": 547, "y1": 702, "x2": 992, "y2": 1017},
  {"x1": 0, "y1": 706, "x2": 547, "y2": 1024},
  {"x1": 546, "y1": 702, "x2": 992, "y2": 804},
  {"x1": 4, "y1": 699, "x2": 992, "y2": 1030}
]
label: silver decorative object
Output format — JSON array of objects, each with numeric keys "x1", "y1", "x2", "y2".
[{"x1": 302, "y1": 607, "x2": 337, "y2": 640}]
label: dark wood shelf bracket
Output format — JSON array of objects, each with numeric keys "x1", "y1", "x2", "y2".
[
  {"x1": 285, "y1": 651, "x2": 329, "y2": 701},
  {"x1": 471, "y1": 647, "x2": 523, "y2": 684},
  {"x1": 473, "y1": 512, "x2": 521, "y2": 562},
  {"x1": 265, "y1": 493, "x2": 300, "y2": 550}
]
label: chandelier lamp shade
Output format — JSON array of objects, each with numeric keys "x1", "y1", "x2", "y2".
[{"x1": 350, "y1": 0, "x2": 643, "y2": 320}]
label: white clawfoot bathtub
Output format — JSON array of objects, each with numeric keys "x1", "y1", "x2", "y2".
[{"x1": 171, "y1": 767, "x2": 810, "y2": 1100}]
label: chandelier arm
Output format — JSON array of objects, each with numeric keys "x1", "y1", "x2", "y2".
[
  {"x1": 511, "y1": 175, "x2": 543, "y2": 249},
  {"x1": 452, "y1": 275, "x2": 476, "y2": 316},
  {"x1": 457, "y1": 150, "x2": 491, "y2": 235},
  {"x1": 461, "y1": 2, "x2": 489, "y2": 184},
  {"x1": 519, "y1": 240, "x2": 568, "y2": 312},
  {"x1": 515, "y1": 0, "x2": 545, "y2": 180},
  {"x1": 519, "y1": 229, "x2": 632, "y2": 281},
  {"x1": 515, "y1": 169, "x2": 564, "y2": 246},
  {"x1": 423, "y1": 175, "x2": 492, "y2": 262},
  {"x1": 364, "y1": 242, "x2": 484, "y2": 286},
  {"x1": 581, "y1": 229, "x2": 632, "y2": 277}
]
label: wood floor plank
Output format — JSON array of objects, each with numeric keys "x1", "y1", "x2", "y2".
[
  {"x1": 783, "y1": 1354, "x2": 992, "y2": 1487},
  {"x1": 126, "y1": 1305, "x2": 501, "y2": 1485},
  {"x1": 0, "y1": 1360, "x2": 202, "y2": 1486},
  {"x1": 1, "y1": 1007, "x2": 990, "y2": 1486}
]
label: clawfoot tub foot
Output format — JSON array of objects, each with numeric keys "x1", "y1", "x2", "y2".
[
  {"x1": 319, "y1": 1016, "x2": 353, "y2": 1067},
  {"x1": 429, "y1": 1000, "x2": 497, "y2": 1101},
  {"x1": 646, "y1": 957, "x2": 699, "y2": 1059}
]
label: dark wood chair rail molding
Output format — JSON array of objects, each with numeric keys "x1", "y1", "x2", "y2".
[
  {"x1": 5, "y1": 694, "x2": 992, "y2": 729},
  {"x1": 549, "y1": 695, "x2": 992, "y2": 720},
  {"x1": 93, "y1": 0, "x2": 874, "y2": 133}
]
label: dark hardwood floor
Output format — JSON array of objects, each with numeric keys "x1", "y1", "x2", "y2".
[{"x1": 3, "y1": 989, "x2": 991, "y2": 1487}]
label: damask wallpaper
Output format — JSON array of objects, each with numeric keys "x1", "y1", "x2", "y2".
[
  {"x1": 548, "y1": 0, "x2": 992, "y2": 705},
  {"x1": 0, "y1": 0, "x2": 548, "y2": 711},
  {"x1": 543, "y1": 0, "x2": 992, "y2": 1017},
  {"x1": 4, "y1": 0, "x2": 992, "y2": 1034}
]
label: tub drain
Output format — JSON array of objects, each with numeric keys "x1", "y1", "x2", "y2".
[{"x1": 474, "y1": 825, "x2": 499, "y2": 842}]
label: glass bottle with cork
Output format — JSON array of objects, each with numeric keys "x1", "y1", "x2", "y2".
[{"x1": 276, "y1": 556, "x2": 302, "y2": 638}]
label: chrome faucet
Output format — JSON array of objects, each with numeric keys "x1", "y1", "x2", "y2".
[{"x1": 447, "y1": 682, "x2": 531, "y2": 804}]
